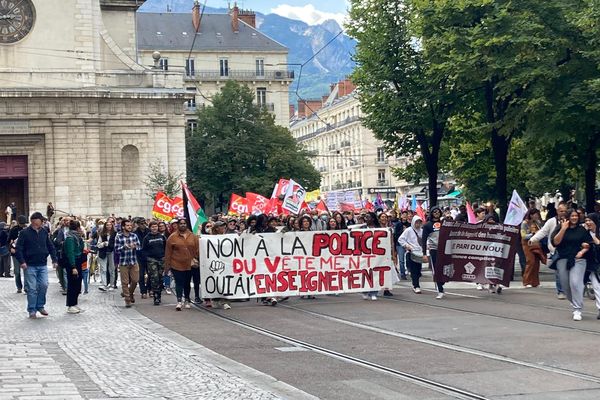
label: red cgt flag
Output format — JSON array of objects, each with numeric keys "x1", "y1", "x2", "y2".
[
  {"x1": 228, "y1": 194, "x2": 248, "y2": 215},
  {"x1": 152, "y1": 192, "x2": 174, "y2": 221},
  {"x1": 246, "y1": 192, "x2": 269, "y2": 215}
]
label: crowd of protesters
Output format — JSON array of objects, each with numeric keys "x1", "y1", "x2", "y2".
[{"x1": 1, "y1": 199, "x2": 599, "y2": 321}]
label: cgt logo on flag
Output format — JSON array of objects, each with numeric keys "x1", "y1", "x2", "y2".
[{"x1": 229, "y1": 194, "x2": 248, "y2": 215}]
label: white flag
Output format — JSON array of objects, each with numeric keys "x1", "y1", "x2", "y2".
[{"x1": 503, "y1": 190, "x2": 528, "y2": 226}]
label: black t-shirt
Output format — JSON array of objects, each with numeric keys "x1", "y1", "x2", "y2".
[{"x1": 553, "y1": 225, "x2": 592, "y2": 260}]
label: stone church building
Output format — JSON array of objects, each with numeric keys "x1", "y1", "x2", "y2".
[{"x1": 0, "y1": 0, "x2": 188, "y2": 219}]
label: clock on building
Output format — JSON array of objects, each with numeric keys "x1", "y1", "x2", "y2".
[{"x1": 0, "y1": 0, "x2": 36, "y2": 44}]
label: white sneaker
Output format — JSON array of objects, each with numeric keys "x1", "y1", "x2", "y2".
[
  {"x1": 573, "y1": 310, "x2": 582, "y2": 321},
  {"x1": 73, "y1": 305, "x2": 82, "y2": 312},
  {"x1": 107, "y1": 286, "x2": 114, "y2": 291},
  {"x1": 67, "y1": 306, "x2": 80, "y2": 314},
  {"x1": 361, "y1": 294, "x2": 369, "y2": 300},
  {"x1": 175, "y1": 302, "x2": 182, "y2": 311},
  {"x1": 370, "y1": 295, "x2": 377, "y2": 301},
  {"x1": 525, "y1": 284, "x2": 533, "y2": 288},
  {"x1": 436, "y1": 292, "x2": 444, "y2": 299},
  {"x1": 165, "y1": 288, "x2": 172, "y2": 295},
  {"x1": 223, "y1": 303, "x2": 231, "y2": 310},
  {"x1": 557, "y1": 293, "x2": 567, "y2": 300},
  {"x1": 413, "y1": 287, "x2": 421, "y2": 294},
  {"x1": 476, "y1": 283, "x2": 483, "y2": 290},
  {"x1": 184, "y1": 301, "x2": 191, "y2": 309}
]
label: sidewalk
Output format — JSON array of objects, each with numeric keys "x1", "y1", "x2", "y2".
[{"x1": 0, "y1": 269, "x2": 315, "y2": 400}]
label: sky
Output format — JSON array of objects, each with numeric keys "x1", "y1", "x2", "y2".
[{"x1": 211, "y1": 0, "x2": 349, "y2": 25}]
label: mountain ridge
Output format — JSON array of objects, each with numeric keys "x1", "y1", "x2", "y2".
[{"x1": 139, "y1": 0, "x2": 356, "y2": 103}]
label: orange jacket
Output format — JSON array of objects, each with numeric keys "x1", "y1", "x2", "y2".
[{"x1": 164, "y1": 230, "x2": 199, "y2": 272}]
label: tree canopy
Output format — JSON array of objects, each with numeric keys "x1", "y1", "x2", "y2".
[
  {"x1": 186, "y1": 81, "x2": 320, "y2": 210},
  {"x1": 348, "y1": 0, "x2": 600, "y2": 212}
]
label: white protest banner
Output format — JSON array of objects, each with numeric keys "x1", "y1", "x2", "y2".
[
  {"x1": 199, "y1": 229, "x2": 394, "y2": 299},
  {"x1": 282, "y1": 179, "x2": 307, "y2": 214}
]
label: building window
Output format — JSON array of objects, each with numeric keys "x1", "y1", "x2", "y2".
[
  {"x1": 159, "y1": 58, "x2": 168, "y2": 71},
  {"x1": 219, "y1": 59, "x2": 229, "y2": 77},
  {"x1": 187, "y1": 119, "x2": 198, "y2": 131},
  {"x1": 377, "y1": 169, "x2": 386, "y2": 181},
  {"x1": 255, "y1": 58, "x2": 265, "y2": 77},
  {"x1": 186, "y1": 87, "x2": 196, "y2": 109},
  {"x1": 256, "y1": 87, "x2": 267, "y2": 107},
  {"x1": 121, "y1": 145, "x2": 140, "y2": 188},
  {"x1": 185, "y1": 58, "x2": 195, "y2": 76},
  {"x1": 377, "y1": 147, "x2": 385, "y2": 163}
]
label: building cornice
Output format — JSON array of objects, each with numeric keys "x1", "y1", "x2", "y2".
[{"x1": 100, "y1": 0, "x2": 145, "y2": 11}]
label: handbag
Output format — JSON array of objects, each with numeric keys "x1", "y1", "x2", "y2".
[{"x1": 409, "y1": 252, "x2": 425, "y2": 264}]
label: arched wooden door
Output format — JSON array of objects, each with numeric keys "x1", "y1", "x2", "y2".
[{"x1": 0, "y1": 156, "x2": 28, "y2": 221}]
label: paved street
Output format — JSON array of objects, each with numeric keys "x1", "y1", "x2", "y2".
[
  {"x1": 3, "y1": 266, "x2": 600, "y2": 399},
  {"x1": 0, "y1": 268, "x2": 313, "y2": 400}
]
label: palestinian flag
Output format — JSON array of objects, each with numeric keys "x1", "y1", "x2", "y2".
[{"x1": 181, "y1": 182, "x2": 208, "y2": 234}]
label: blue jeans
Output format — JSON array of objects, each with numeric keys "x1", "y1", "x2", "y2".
[
  {"x1": 82, "y1": 269, "x2": 89, "y2": 293},
  {"x1": 24, "y1": 265, "x2": 49, "y2": 313},
  {"x1": 396, "y1": 245, "x2": 407, "y2": 277},
  {"x1": 556, "y1": 270, "x2": 563, "y2": 294},
  {"x1": 12, "y1": 256, "x2": 26, "y2": 291}
]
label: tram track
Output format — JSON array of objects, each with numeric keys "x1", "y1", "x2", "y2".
[
  {"x1": 383, "y1": 294, "x2": 600, "y2": 335},
  {"x1": 277, "y1": 303, "x2": 600, "y2": 386},
  {"x1": 192, "y1": 303, "x2": 490, "y2": 400}
]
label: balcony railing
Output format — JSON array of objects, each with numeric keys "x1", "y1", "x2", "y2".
[
  {"x1": 330, "y1": 181, "x2": 362, "y2": 191},
  {"x1": 376, "y1": 179, "x2": 390, "y2": 187},
  {"x1": 295, "y1": 115, "x2": 361, "y2": 142},
  {"x1": 189, "y1": 70, "x2": 295, "y2": 81},
  {"x1": 375, "y1": 158, "x2": 388, "y2": 164}
]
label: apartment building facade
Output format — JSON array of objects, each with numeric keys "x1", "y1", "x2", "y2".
[
  {"x1": 290, "y1": 80, "x2": 409, "y2": 202},
  {"x1": 137, "y1": 4, "x2": 294, "y2": 128}
]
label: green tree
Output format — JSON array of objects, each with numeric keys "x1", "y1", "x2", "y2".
[
  {"x1": 347, "y1": 0, "x2": 455, "y2": 206},
  {"x1": 416, "y1": 0, "x2": 572, "y2": 215},
  {"x1": 525, "y1": 0, "x2": 600, "y2": 211},
  {"x1": 144, "y1": 160, "x2": 183, "y2": 200},
  {"x1": 186, "y1": 81, "x2": 320, "y2": 210}
]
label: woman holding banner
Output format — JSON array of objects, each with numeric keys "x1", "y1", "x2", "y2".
[
  {"x1": 361, "y1": 212, "x2": 382, "y2": 300},
  {"x1": 552, "y1": 209, "x2": 593, "y2": 321},
  {"x1": 398, "y1": 215, "x2": 425, "y2": 294},
  {"x1": 423, "y1": 207, "x2": 445, "y2": 299}
]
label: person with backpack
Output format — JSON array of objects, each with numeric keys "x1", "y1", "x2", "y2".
[
  {"x1": 398, "y1": 215, "x2": 425, "y2": 294},
  {"x1": 63, "y1": 220, "x2": 85, "y2": 314}
]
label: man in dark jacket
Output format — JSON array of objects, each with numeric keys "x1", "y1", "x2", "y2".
[
  {"x1": 15, "y1": 212, "x2": 58, "y2": 319},
  {"x1": 142, "y1": 221, "x2": 166, "y2": 305},
  {"x1": 134, "y1": 218, "x2": 150, "y2": 298}
]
